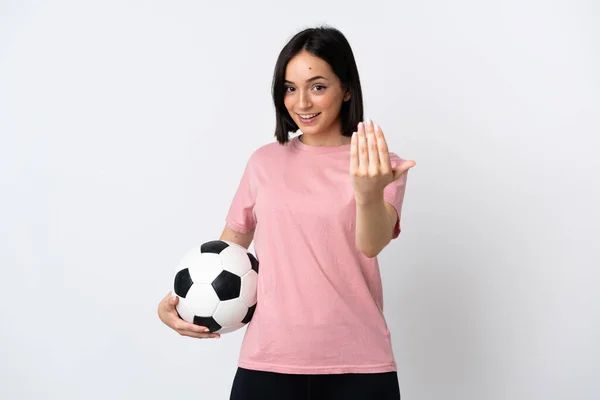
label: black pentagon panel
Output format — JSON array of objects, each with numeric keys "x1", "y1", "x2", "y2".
[
  {"x1": 212, "y1": 270, "x2": 241, "y2": 301},
  {"x1": 248, "y1": 253, "x2": 259, "y2": 274},
  {"x1": 201, "y1": 240, "x2": 229, "y2": 254},
  {"x1": 173, "y1": 268, "x2": 193, "y2": 298},
  {"x1": 242, "y1": 304, "x2": 256, "y2": 324},
  {"x1": 193, "y1": 316, "x2": 221, "y2": 333}
]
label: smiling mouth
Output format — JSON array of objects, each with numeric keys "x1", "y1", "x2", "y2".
[{"x1": 297, "y1": 112, "x2": 321, "y2": 123}]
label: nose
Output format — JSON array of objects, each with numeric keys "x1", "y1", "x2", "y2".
[{"x1": 298, "y1": 90, "x2": 312, "y2": 109}]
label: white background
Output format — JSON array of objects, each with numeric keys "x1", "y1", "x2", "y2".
[{"x1": 1, "y1": 0, "x2": 598, "y2": 399}]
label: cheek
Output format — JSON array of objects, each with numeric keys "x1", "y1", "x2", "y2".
[
  {"x1": 315, "y1": 93, "x2": 339, "y2": 111},
  {"x1": 284, "y1": 96, "x2": 297, "y2": 117}
]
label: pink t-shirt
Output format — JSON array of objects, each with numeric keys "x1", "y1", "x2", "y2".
[{"x1": 225, "y1": 135, "x2": 409, "y2": 375}]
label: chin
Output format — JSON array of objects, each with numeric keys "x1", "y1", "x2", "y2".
[
  {"x1": 300, "y1": 129, "x2": 323, "y2": 137},
  {"x1": 298, "y1": 121, "x2": 324, "y2": 132}
]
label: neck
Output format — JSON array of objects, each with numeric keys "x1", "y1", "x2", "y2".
[
  {"x1": 298, "y1": 119, "x2": 350, "y2": 147},
  {"x1": 299, "y1": 134, "x2": 350, "y2": 147}
]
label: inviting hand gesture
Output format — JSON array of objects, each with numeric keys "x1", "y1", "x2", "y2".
[{"x1": 350, "y1": 120, "x2": 416, "y2": 204}]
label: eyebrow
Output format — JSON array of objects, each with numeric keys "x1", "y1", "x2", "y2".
[{"x1": 284, "y1": 76, "x2": 328, "y2": 84}]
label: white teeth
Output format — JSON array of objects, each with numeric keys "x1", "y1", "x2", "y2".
[{"x1": 299, "y1": 113, "x2": 319, "y2": 118}]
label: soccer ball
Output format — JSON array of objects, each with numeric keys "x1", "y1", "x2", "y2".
[{"x1": 173, "y1": 240, "x2": 259, "y2": 334}]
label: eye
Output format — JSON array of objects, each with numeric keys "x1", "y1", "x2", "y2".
[
  {"x1": 285, "y1": 86, "x2": 295, "y2": 93},
  {"x1": 313, "y1": 85, "x2": 326, "y2": 91}
]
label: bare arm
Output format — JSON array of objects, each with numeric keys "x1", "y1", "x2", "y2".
[
  {"x1": 355, "y1": 195, "x2": 397, "y2": 258},
  {"x1": 219, "y1": 224, "x2": 255, "y2": 249}
]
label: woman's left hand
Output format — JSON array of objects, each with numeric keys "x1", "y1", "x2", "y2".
[{"x1": 350, "y1": 120, "x2": 416, "y2": 204}]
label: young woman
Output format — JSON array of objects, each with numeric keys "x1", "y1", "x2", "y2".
[{"x1": 158, "y1": 26, "x2": 416, "y2": 400}]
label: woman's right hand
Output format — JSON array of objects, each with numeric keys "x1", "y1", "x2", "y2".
[{"x1": 157, "y1": 292, "x2": 221, "y2": 339}]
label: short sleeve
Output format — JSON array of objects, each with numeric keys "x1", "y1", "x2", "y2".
[
  {"x1": 225, "y1": 153, "x2": 257, "y2": 233},
  {"x1": 384, "y1": 153, "x2": 409, "y2": 240}
]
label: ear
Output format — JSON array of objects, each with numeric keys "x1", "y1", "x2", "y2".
[{"x1": 343, "y1": 90, "x2": 352, "y2": 102}]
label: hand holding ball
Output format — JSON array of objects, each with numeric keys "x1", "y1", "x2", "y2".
[{"x1": 172, "y1": 240, "x2": 259, "y2": 335}]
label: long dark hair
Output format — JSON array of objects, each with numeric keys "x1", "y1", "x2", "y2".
[{"x1": 272, "y1": 26, "x2": 364, "y2": 145}]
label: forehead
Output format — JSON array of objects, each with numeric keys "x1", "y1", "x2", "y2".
[{"x1": 285, "y1": 50, "x2": 333, "y2": 80}]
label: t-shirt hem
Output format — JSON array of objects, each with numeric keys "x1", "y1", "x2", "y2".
[{"x1": 237, "y1": 360, "x2": 397, "y2": 375}]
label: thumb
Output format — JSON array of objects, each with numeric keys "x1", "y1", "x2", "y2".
[
  {"x1": 169, "y1": 294, "x2": 179, "y2": 308},
  {"x1": 392, "y1": 160, "x2": 416, "y2": 181}
]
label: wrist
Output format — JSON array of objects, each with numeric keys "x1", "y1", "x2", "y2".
[{"x1": 354, "y1": 191, "x2": 384, "y2": 206}]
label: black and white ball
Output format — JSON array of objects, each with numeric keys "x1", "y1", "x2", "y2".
[{"x1": 173, "y1": 240, "x2": 259, "y2": 334}]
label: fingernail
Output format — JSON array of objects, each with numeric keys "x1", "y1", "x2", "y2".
[{"x1": 203, "y1": 328, "x2": 210, "y2": 332}]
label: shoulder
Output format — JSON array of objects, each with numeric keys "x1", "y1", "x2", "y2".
[
  {"x1": 247, "y1": 138, "x2": 294, "y2": 166},
  {"x1": 254, "y1": 140, "x2": 285, "y2": 155}
]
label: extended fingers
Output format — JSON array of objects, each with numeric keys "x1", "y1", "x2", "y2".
[
  {"x1": 358, "y1": 122, "x2": 369, "y2": 170},
  {"x1": 183, "y1": 329, "x2": 221, "y2": 339},
  {"x1": 350, "y1": 130, "x2": 358, "y2": 172},
  {"x1": 175, "y1": 320, "x2": 221, "y2": 339},
  {"x1": 374, "y1": 123, "x2": 391, "y2": 173},
  {"x1": 181, "y1": 330, "x2": 221, "y2": 339},
  {"x1": 169, "y1": 296, "x2": 220, "y2": 339},
  {"x1": 351, "y1": 120, "x2": 392, "y2": 176},
  {"x1": 365, "y1": 120, "x2": 380, "y2": 171}
]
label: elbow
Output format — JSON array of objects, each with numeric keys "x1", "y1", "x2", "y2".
[
  {"x1": 357, "y1": 238, "x2": 392, "y2": 258},
  {"x1": 358, "y1": 246, "x2": 379, "y2": 259}
]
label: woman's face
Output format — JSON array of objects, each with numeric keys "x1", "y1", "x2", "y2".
[{"x1": 283, "y1": 50, "x2": 351, "y2": 138}]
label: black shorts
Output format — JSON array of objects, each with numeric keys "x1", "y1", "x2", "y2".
[{"x1": 229, "y1": 367, "x2": 401, "y2": 400}]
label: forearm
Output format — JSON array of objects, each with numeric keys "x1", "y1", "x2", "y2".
[{"x1": 355, "y1": 193, "x2": 394, "y2": 258}]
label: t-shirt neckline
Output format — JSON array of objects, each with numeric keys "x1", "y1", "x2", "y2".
[{"x1": 291, "y1": 135, "x2": 352, "y2": 154}]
